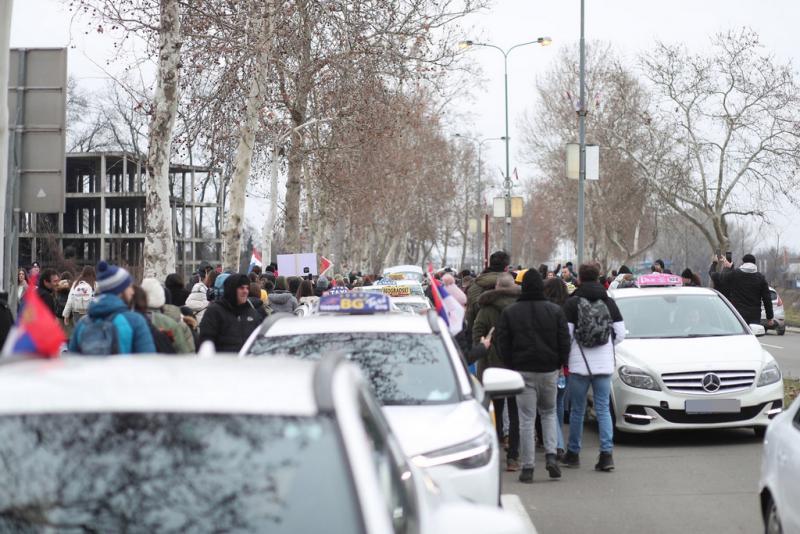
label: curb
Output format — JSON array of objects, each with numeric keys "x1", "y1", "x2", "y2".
[
  {"x1": 787, "y1": 326, "x2": 800, "y2": 334},
  {"x1": 501, "y1": 494, "x2": 538, "y2": 534}
]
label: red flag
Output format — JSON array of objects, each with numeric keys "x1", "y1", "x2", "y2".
[
  {"x1": 12, "y1": 274, "x2": 66, "y2": 357},
  {"x1": 320, "y1": 256, "x2": 333, "y2": 275}
]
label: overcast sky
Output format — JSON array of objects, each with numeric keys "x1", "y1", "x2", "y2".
[{"x1": 10, "y1": 0, "x2": 800, "y2": 250}]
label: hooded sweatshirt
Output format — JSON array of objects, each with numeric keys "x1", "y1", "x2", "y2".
[
  {"x1": 562, "y1": 281, "x2": 625, "y2": 375},
  {"x1": 198, "y1": 274, "x2": 261, "y2": 353},
  {"x1": 472, "y1": 284, "x2": 520, "y2": 367},
  {"x1": 68, "y1": 293, "x2": 156, "y2": 354},
  {"x1": 495, "y1": 270, "x2": 571, "y2": 373}
]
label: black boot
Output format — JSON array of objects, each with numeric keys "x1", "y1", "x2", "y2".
[
  {"x1": 561, "y1": 450, "x2": 580, "y2": 468},
  {"x1": 545, "y1": 453, "x2": 562, "y2": 479},
  {"x1": 595, "y1": 451, "x2": 615, "y2": 472},
  {"x1": 518, "y1": 467, "x2": 533, "y2": 483}
]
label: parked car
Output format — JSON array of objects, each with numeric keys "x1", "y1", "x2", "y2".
[
  {"x1": 240, "y1": 293, "x2": 524, "y2": 506},
  {"x1": 759, "y1": 395, "x2": 800, "y2": 533},
  {"x1": 607, "y1": 279, "x2": 784, "y2": 437},
  {"x1": 761, "y1": 286, "x2": 786, "y2": 336},
  {"x1": 0, "y1": 354, "x2": 529, "y2": 534}
]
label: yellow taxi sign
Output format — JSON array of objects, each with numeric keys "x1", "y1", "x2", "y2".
[
  {"x1": 388, "y1": 272, "x2": 406, "y2": 280},
  {"x1": 381, "y1": 286, "x2": 412, "y2": 297}
]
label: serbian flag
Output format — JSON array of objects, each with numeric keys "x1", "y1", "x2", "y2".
[
  {"x1": 319, "y1": 256, "x2": 333, "y2": 276},
  {"x1": 427, "y1": 264, "x2": 464, "y2": 336},
  {"x1": 248, "y1": 247, "x2": 263, "y2": 273},
  {"x1": 2, "y1": 275, "x2": 66, "y2": 357}
]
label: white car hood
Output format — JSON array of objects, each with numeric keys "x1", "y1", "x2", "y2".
[
  {"x1": 618, "y1": 335, "x2": 770, "y2": 373},
  {"x1": 383, "y1": 401, "x2": 488, "y2": 457}
]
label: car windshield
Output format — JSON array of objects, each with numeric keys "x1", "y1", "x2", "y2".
[
  {"x1": 249, "y1": 333, "x2": 459, "y2": 405},
  {"x1": 616, "y1": 294, "x2": 747, "y2": 339},
  {"x1": 0, "y1": 413, "x2": 362, "y2": 534}
]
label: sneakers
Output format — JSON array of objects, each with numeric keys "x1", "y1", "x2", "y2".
[
  {"x1": 545, "y1": 453, "x2": 562, "y2": 479},
  {"x1": 560, "y1": 450, "x2": 580, "y2": 468},
  {"x1": 506, "y1": 458, "x2": 520, "y2": 472},
  {"x1": 518, "y1": 467, "x2": 534, "y2": 483},
  {"x1": 556, "y1": 448, "x2": 565, "y2": 462},
  {"x1": 595, "y1": 451, "x2": 615, "y2": 472}
]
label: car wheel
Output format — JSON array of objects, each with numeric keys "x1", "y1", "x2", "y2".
[
  {"x1": 765, "y1": 496, "x2": 783, "y2": 534},
  {"x1": 776, "y1": 326, "x2": 786, "y2": 336},
  {"x1": 754, "y1": 426, "x2": 767, "y2": 439}
]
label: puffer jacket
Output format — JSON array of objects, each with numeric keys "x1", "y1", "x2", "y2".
[
  {"x1": 465, "y1": 270, "x2": 503, "y2": 328},
  {"x1": 68, "y1": 294, "x2": 156, "y2": 354},
  {"x1": 198, "y1": 275, "x2": 261, "y2": 353},
  {"x1": 472, "y1": 286, "x2": 521, "y2": 367},
  {"x1": 268, "y1": 290, "x2": 298, "y2": 313},
  {"x1": 185, "y1": 283, "x2": 210, "y2": 322}
]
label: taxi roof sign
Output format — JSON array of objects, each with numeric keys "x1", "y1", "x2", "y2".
[
  {"x1": 636, "y1": 273, "x2": 683, "y2": 288},
  {"x1": 323, "y1": 286, "x2": 350, "y2": 296},
  {"x1": 318, "y1": 293, "x2": 392, "y2": 314}
]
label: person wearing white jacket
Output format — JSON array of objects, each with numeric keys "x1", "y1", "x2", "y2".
[
  {"x1": 560, "y1": 263, "x2": 625, "y2": 472},
  {"x1": 62, "y1": 266, "x2": 96, "y2": 328}
]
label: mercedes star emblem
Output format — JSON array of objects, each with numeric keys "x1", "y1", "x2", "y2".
[{"x1": 701, "y1": 373, "x2": 722, "y2": 393}]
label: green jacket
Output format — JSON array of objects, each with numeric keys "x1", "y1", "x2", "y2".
[
  {"x1": 466, "y1": 271, "x2": 503, "y2": 329},
  {"x1": 472, "y1": 286, "x2": 521, "y2": 367},
  {"x1": 150, "y1": 309, "x2": 193, "y2": 354},
  {"x1": 163, "y1": 303, "x2": 196, "y2": 353}
]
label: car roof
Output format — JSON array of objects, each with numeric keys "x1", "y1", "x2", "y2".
[
  {"x1": 266, "y1": 313, "x2": 434, "y2": 336},
  {"x1": 383, "y1": 264, "x2": 423, "y2": 273},
  {"x1": 0, "y1": 355, "x2": 319, "y2": 416},
  {"x1": 609, "y1": 286, "x2": 718, "y2": 299}
]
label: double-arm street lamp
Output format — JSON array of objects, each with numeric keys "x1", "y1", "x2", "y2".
[
  {"x1": 454, "y1": 133, "x2": 504, "y2": 268},
  {"x1": 459, "y1": 37, "x2": 552, "y2": 256}
]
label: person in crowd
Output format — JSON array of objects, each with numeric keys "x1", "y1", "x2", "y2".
[
  {"x1": 269, "y1": 276, "x2": 298, "y2": 313},
  {"x1": 179, "y1": 306, "x2": 200, "y2": 347},
  {"x1": 472, "y1": 272, "x2": 521, "y2": 471},
  {"x1": 560, "y1": 266, "x2": 575, "y2": 284},
  {"x1": 655, "y1": 259, "x2": 672, "y2": 274},
  {"x1": 608, "y1": 265, "x2": 633, "y2": 289},
  {"x1": 185, "y1": 270, "x2": 212, "y2": 322},
  {"x1": 69, "y1": 262, "x2": 156, "y2": 354},
  {"x1": 30, "y1": 261, "x2": 40, "y2": 277},
  {"x1": 0, "y1": 291, "x2": 13, "y2": 348},
  {"x1": 287, "y1": 276, "x2": 301, "y2": 296},
  {"x1": 565, "y1": 262, "x2": 576, "y2": 279},
  {"x1": 442, "y1": 273, "x2": 467, "y2": 307},
  {"x1": 16, "y1": 269, "x2": 28, "y2": 301},
  {"x1": 198, "y1": 273, "x2": 261, "y2": 352},
  {"x1": 496, "y1": 269, "x2": 570, "y2": 483},
  {"x1": 650, "y1": 263, "x2": 663, "y2": 273},
  {"x1": 165, "y1": 273, "x2": 189, "y2": 307},
  {"x1": 63, "y1": 265, "x2": 96, "y2": 328},
  {"x1": 141, "y1": 278, "x2": 194, "y2": 353},
  {"x1": 561, "y1": 264, "x2": 625, "y2": 472},
  {"x1": 37, "y1": 269, "x2": 60, "y2": 316},
  {"x1": 296, "y1": 280, "x2": 315, "y2": 301},
  {"x1": 55, "y1": 274, "x2": 73, "y2": 319},
  {"x1": 681, "y1": 268, "x2": 702, "y2": 287},
  {"x1": 710, "y1": 253, "x2": 774, "y2": 326},
  {"x1": 543, "y1": 277, "x2": 570, "y2": 459},
  {"x1": 466, "y1": 250, "x2": 511, "y2": 330},
  {"x1": 248, "y1": 282, "x2": 270, "y2": 321},
  {"x1": 315, "y1": 275, "x2": 331, "y2": 297},
  {"x1": 130, "y1": 285, "x2": 176, "y2": 354}
]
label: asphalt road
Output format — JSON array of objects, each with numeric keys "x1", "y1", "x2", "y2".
[
  {"x1": 507, "y1": 426, "x2": 764, "y2": 534},
  {"x1": 760, "y1": 329, "x2": 800, "y2": 378}
]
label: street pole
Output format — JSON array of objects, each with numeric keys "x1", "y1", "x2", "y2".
[
  {"x1": 503, "y1": 54, "x2": 512, "y2": 256},
  {"x1": 577, "y1": 0, "x2": 587, "y2": 266},
  {"x1": 0, "y1": 0, "x2": 13, "y2": 295}
]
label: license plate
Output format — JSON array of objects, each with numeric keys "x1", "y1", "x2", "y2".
[{"x1": 685, "y1": 399, "x2": 741, "y2": 414}]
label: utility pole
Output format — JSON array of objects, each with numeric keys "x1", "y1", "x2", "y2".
[
  {"x1": 576, "y1": 0, "x2": 587, "y2": 266},
  {"x1": 0, "y1": 0, "x2": 13, "y2": 293}
]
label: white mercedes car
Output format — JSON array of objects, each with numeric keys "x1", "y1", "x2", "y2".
[
  {"x1": 608, "y1": 282, "x2": 784, "y2": 436},
  {"x1": 0, "y1": 355, "x2": 529, "y2": 534},
  {"x1": 760, "y1": 396, "x2": 800, "y2": 534},
  {"x1": 240, "y1": 294, "x2": 523, "y2": 506}
]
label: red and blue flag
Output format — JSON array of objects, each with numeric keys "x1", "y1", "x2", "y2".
[{"x1": 5, "y1": 274, "x2": 66, "y2": 357}]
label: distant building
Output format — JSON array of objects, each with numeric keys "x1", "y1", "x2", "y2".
[{"x1": 19, "y1": 151, "x2": 223, "y2": 279}]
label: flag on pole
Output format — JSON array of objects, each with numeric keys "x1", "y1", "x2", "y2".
[
  {"x1": 248, "y1": 247, "x2": 263, "y2": 273},
  {"x1": 319, "y1": 256, "x2": 333, "y2": 276},
  {"x1": 427, "y1": 264, "x2": 464, "y2": 336},
  {"x1": 512, "y1": 167, "x2": 519, "y2": 181},
  {"x1": 2, "y1": 274, "x2": 66, "y2": 357}
]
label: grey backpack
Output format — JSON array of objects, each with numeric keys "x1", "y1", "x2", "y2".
[{"x1": 574, "y1": 297, "x2": 612, "y2": 348}]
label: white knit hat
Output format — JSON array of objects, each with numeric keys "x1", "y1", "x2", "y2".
[{"x1": 140, "y1": 278, "x2": 166, "y2": 309}]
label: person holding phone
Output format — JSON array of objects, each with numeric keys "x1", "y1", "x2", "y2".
[{"x1": 711, "y1": 252, "x2": 774, "y2": 327}]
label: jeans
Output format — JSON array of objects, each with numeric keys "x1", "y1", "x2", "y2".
[
  {"x1": 492, "y1": 397, "x2": 519, "y2": 460},
  {"x1": 556, "y1": 374, "x2": 568, "y2": 450},
  {"x1": 516, "y1": 370, "x2": 559, "y2": 468},
  {"x1": 568, "y1": 373, "x2": 613, "y2": 453}
]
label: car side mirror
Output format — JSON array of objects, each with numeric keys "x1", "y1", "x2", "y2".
[
  {"x1": 482, "y1": 368, "x2": 524, "y2": 398},
  {"x1": 750, "y1": 324, "x2": 766, "y2": 337}
]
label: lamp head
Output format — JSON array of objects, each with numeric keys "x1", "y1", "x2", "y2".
[
  {"x1": 458, "y1": 40, "x2": 474, "y2": 50},
  {"x1": 537, "y1": 37, "x2": 553, "y2": 46}
]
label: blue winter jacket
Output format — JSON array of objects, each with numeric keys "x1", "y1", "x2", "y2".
[{"x1": 68, "y1": 294, "x2": 156, "y2": 354}]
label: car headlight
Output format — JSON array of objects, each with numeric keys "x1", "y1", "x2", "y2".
[
  {"x1": 618, "y1": 365, "x2": 661, "y2": 391},
  {"x1": 411, "y1": 433, "x2": 493, "y2": 470},
  {"x1": 757, "y1": 362, "x2": 781, "y2": 387}
]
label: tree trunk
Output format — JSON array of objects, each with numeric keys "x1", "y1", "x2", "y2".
[
  {"x1": 144, "y1": 0, "x2": 182, "y2": 280},
  {"x1": 222, "y1": 4, "x2": 273, "y2": 271},
  {"x1": 0, "y1": 0, "x2": 12, "y2": 291}
]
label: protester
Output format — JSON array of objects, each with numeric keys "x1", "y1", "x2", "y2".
[
  {"x1": 466, "y1": 250, "x2": 511, "y2": 330},
  {"x1": 165, "y1": 273, "x2": 189, "y2": 307},
  {"x1": 543, "y1": 277, "x2": 570, "y2": 458},
  {"x1": 710, "y1": 253, "x2": 774, "y2": 326},
  {"x1": 63, "y1": 265, "x2": 96, "y2": 328},
  {"x1": 141, "y1": 278, "x2": 194, "y2": 353},
  {"x1": 608, "y1": 265, "x2": 633, "y2": 289},
  {"x1": 655, "y1": 259, "x2": 672, "y2": 274},
  {"x1": 442, "y1": 273, "x2": 467, "y2": 306},
  {"x1": 315, "y1": 275, "x2": 331, "y2": 297},
  {"x1": 198, "y1": 273, "x2": 261, "y2": 352},
  {"x1": 496, "y1": 269, "x2": 571, "y2": 483},
  {"x1": 561, "y1": 263, "x2": 625, "y2": 472},
  {"x1": 37, "y1": 269, "x2": 60, "y2": 316},
  {"x1": 0, "y1": 292, "x2": 14, "y2": 348},
  {"x1": 16, "y1": 269, "x2": 28, "y2": 302},
  {"x1": 472, "y1": 272, "x2": 521, "y2": 471},
  {"x1": 681, "y1": 268, "x2": 702, "y2": 287},
  {"x1": 30, "y1": 261, "x2": 40, "y2": 276},
  {"x1": 296, "y1": 279, "x2": 315, "y2": 300},
  {"x1": 68, "y1": 261, "x2": 156, "y2": 354},
  {"x1": 269, "y1": 276, "x2": 299, "y2": 313},
  {"x1": 248, "y1": 282, "x2": 270, "y2": 321}
]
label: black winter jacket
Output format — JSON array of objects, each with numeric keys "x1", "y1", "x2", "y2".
[
  {"x1": 198, "y1": 276, "x2": 261, "y2": 352},
  {"x1": 711, "y1": 264, "x2": 773, "y2": 324},
  {"x1": 496, "y1": 298, "x2": 571, "y2": 373}
]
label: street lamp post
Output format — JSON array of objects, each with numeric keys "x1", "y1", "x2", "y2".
[
  {"x1": 454, "y1": 133, "x2": 504, "y2": 268},
  {"x1": 577, "y1": 0, "x2": 587, "y2": 266},
  {"x1": 460, "y1": 37, "x2": 551, "y2": 256}
]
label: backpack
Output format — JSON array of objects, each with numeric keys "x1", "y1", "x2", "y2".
[
  {"x1": 76, "y1": 314, "x2": 120, "y2": 355},
  {"x1": 149, "y1": 323, "x2": 177, "y2": 354},
  {"x1": 71, "y1": 281, "x2": 94, "y2": 315},
  {"x1": 574, "y1": 297, "x2": 612, "y2": 348}
]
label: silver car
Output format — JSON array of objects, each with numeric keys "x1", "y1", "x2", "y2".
[{"x1": 761, "y1": 286, "x2": 786, "y2": 336}]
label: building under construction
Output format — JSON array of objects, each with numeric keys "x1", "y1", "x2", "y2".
[{"x1": 19, "y1": 151, "x2": 223, "y2": 280}]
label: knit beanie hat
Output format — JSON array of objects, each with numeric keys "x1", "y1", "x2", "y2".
[
  {"x1": 96, "y1": 261, "x2": 132, "y2": 296},
  {"x1": 317, "y1": 275, "x2": 330, "y2": 290},
  {"x1": 141, "y1": 277, "x2": 166, "y2": 309}
]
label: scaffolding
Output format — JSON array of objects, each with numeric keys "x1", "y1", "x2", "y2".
[{"x1": 18, "y1": 151, "x2": 223, "y2": 280}]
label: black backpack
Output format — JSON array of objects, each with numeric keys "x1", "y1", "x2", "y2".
[
  {"x1": 148, "y1": 323, "x2": 177, "y2": 354},
  {"x1": 76, "y1": 314, "x2": 120, "y2": 355}
]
